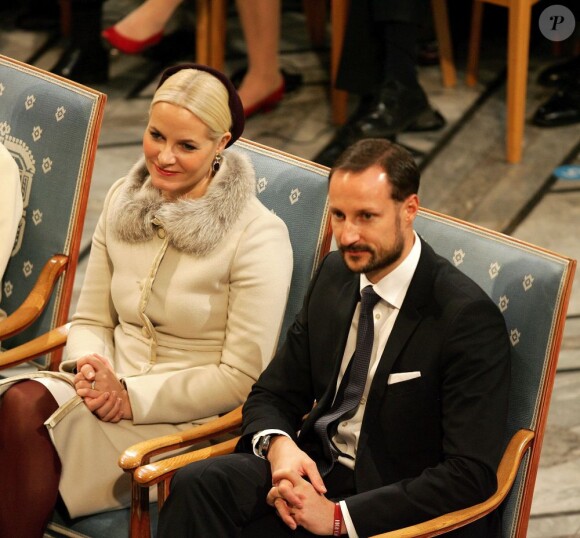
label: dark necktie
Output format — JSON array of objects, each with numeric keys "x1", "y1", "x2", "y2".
[{"x1": 314, "y1": 285, "x2": 381, "y2": 475}]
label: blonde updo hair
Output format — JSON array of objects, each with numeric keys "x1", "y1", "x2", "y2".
[{"x1": 150, "y1": 68, "x2": 232, "y2": 142}]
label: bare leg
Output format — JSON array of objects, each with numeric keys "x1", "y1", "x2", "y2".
[
  {"x1": 0, "y1": 381, "x2": 61, "y2": 537},
  {"x1": 112, "y1": 0, "x2": 183, "y2": 41},
  {"x1": 235, "y1": 0, "x2": 284, "y2": 111}
]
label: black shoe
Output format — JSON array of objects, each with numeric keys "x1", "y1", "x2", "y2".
[
  {"x1": 313, "y1": 80, "x2": 444, "y2": 167},
  {"x1": 406, "y1": 107, "x2": 446, "y2": 132},
  {"x1": 51, "y1": 44, "x2": 109, "y2": 85},
  {"x1": 537, "y1": 55, "x2": 580, "y2": 88},
  {"x1": 532, "y1": 78, "x2": 580, "y2": 127},
  {"x1": 347, "y1": 80, "x2": 443, "y2": 139}
]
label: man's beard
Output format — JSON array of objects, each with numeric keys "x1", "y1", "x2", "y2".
[{"x1": 339, "y1": 224, "x2": 405, "y2": 276}]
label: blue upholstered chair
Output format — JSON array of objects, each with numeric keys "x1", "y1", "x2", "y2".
[
  {"x1": 8, "y1": 139, "x2": 331, "y2": 537},
  {"x1": 130, "y1": 207, "x2": 575, "y2": 538},
  {"x1": 0, "y1": 54, "x2": 106, "y2": 372}
]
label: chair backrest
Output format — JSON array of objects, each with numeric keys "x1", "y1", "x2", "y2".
[
  {"x1": 414, "y1": 208, "x2": 575, "y2": 538},
  {"x1": 0, "y1": 55, "x2": 106, "y2": 369},
  {"x1": 232, "y1": 138, "x2": 332, "y2": 340}
]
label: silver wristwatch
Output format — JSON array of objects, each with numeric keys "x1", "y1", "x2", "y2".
[{"x1": 258, "y1": 434, "x2": 274, "y2": 458}]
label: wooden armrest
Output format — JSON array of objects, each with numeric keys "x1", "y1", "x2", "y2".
[
  {"x1": 0, "y1": 255, "x2": 68, "y2": 340},
  {"x1": 0, "y1": 323, "x2": 70, "y2": 369},
  {"x1": 134, "y1": 436, "x2": 240, "y2": 487},
  {"x1": 119, "y1": 405, "x2": 243, "y2": 471},
  {"x1": 372, "y1": 429, "x2": 535, "y2": 537}
]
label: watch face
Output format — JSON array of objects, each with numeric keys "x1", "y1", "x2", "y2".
[{"x1": 261, "y1": 435, "x2": 271, "y2": 455}]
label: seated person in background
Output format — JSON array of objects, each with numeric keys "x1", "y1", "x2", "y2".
[
  {"x1": 314, "y1": 0, "x2": 445, "y2": 167},
  {"x1": 158, "y1": 138, "x2": 510, "y2": 537},
  {"x1": 0, "y1": 142, "x2": 23, "y2": 322},
  {"x1": 102, "y1": 0, "x2": 294, "y2": 118},
  {"x1": 53, "y1": 0, "x2": 298, "y2": 119},
  {"x1": 0, "y1": 63, "x2": 293, "y2": 536}
]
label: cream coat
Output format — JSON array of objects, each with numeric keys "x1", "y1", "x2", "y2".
[{"x1": 0, "y1": 149, "x2": 293, "y2": 517}]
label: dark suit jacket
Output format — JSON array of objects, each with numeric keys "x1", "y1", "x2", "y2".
[{"x1": 240, "y1": 238, "x2": 510, "y2": 537}]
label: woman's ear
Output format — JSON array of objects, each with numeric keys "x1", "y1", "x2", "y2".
[{"x1": 218, "y1": 132, "x2": 232, "y2": 152}]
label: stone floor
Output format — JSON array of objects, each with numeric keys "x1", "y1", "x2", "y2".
[{"x1": 2, "y1": 1, "x2": 580, "y2": 536}]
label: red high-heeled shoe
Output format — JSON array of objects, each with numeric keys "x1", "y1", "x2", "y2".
[
  {"x1": 102, "y1": 26, "x2": 163, "y2": 55},
  {"x1": 243, "y1": 81, "x2": 285, "y2": 118}
]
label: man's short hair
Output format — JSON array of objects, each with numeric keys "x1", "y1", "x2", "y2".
[{"x1": 330, "y1": 139, "x2": 420, "y2": 201}]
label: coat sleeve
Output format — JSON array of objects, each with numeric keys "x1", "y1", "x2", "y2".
[
  {"x1": 238, "y1": 253, "x2": 337, "y2": 448},
  {"x1": 60, "y1": 179, "x2": 124, "y2": 371},
  {"x1": 125, "y1": 211, "x2": 294, "y2": 424}
]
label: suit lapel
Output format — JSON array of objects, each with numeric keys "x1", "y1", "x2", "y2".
[
  {"x1": 309, "y1": 275, "x2": 360, "y2": 421},
  {"x1": 366, "y1": 240, "x2": 435, "y2": 411}
]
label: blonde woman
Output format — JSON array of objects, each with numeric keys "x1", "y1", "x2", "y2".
[{"x1": 0, "y1": 64, "x2": 293, "y2": 536}]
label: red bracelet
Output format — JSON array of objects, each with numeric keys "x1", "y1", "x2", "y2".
[{"x1": 333, "y1": 502, "x2": 343, "y2": 536}]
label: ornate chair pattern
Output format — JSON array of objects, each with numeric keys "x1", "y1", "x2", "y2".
[
  {"x1": 130, "y1": 208, "x2": 575, "y2": 538},
  {"x1": 0, "y1": 54, "x2": 105, "y2": 372},
  {"x1": 29, "y1": 139, "x2": 332, "y2": 537}
]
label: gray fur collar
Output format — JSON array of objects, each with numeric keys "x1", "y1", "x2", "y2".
[{"x1": 112, "y1": 150, "x2": 256, "y2": 256}]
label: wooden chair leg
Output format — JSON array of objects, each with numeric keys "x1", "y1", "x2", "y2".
[
  {"x1": 431, "y1": 0, "x2": 456, "y2": 88},
  {"x1": 209, "y1": 0, "x2": 227, "y2": 70},
  {"x1": 195, "y1": 0, "x2": 211, "y2": 66},
  {"x1": 302, "y1": 0, "x2": 328, "y2": 49},
  {"x1": 195, "y1": 0, "x2": 227, "y2": 71},
  {"x1": 129, "y1": 480, "x2": 151, "y2": 538},
  {"x1": 330, "y1": 0, "x2": 349, "y2": 125},
  {"x1": 505, "y1": 0, "x2": 532, "y2": 163},
  {"x1": 58, "y1": 0, "x2": 71, "y2": 37},
  {"x1": 466, "y1": 0, "x2": 484, "y2": 87}
]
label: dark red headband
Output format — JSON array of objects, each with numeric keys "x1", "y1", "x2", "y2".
[{"x1": 156, "y1": 63, "x2": 244, "y2": 148}]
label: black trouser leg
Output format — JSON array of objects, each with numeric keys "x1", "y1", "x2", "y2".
[
  {"x1": 158, "y1": 453, "x2": 273, "y2": 537},
  {"x1": 51, "y1": 0, "x2": 109, "y2": 84},
  {"x1": 158, "y1": 453, "x2": 356, "y2": 537}
]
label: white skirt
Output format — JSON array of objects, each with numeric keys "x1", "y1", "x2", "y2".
[{"x1": 0, "y1": 372, "x2": 198, "y2": 518}]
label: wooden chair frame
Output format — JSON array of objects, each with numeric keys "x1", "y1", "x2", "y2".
[
  {"x1": 0, "y1": 55, "x2": 106, "y2": 371},
  {"x1": 466, "y1": 0, "x2": 541, "y2": 164}
]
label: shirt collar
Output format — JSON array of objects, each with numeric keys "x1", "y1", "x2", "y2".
[{"x1": 360, "y1": 231, "x2": 421, "y2": 309}]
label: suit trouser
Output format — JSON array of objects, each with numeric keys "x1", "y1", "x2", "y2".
[
  {"x1": 157, "y1": 452, "x2": 355, "y2": 537},
  {"x1": 335, "y1": 0, "x2": 427, "y2": 95}
]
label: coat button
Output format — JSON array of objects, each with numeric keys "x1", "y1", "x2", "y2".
[
  {"x1": 157, "y1": 227, "x2": 166, "y2": 239},
  {"x1": 141, "y1": 326, "x2": 149, "y2": 337}
]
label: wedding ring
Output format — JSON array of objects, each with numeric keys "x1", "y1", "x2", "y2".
[{"x1": 91, "y1": 381, "x2": 96, "y2": 390}]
